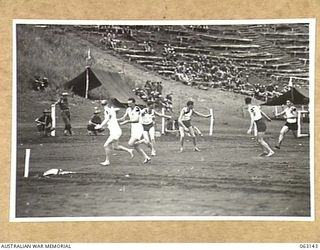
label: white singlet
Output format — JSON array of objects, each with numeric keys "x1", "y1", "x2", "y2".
[
  {"x1": 248, "y1": 105, "x2": 262, "y2": 121},
  {"x1": 140, "y1": 108, "x2": 155, "y2": 125},
  {"x1": 127, "y1": 106, "x2": 143, "y2": 139},
  {"x1": 284, "y1": 106, "x2": 297, "y2": 123},
  {"x1": 180, "y1": 107, "x2": 193, "y2": 121},
  {"x1": 104, "y1": 106, "x2": 122, "y2": 139}
]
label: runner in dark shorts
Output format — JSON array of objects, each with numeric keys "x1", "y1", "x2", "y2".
[
  {"x1": 255, "y1": 118, "x2": 267, "y2": 132},
  {"x1": 178, "y1": 100, "x2": 211, "y2": 153},
  {"x1": 275, "y1": 100, "x2": 298, "y2": 149},
  {"x1": 245, "y1": 97, "x2": 274, "y2": 157}
]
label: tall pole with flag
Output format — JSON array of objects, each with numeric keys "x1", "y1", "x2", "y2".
[{"x1": 85, "y1": 49, "x2": 91, "y2": 99}]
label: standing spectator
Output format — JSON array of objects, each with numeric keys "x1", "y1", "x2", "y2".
[
  {"x1": 156, "y1": 82, "x2": 163, "y2": 94},
  {"x1": 55, "y1": 92, "x2": 73, "y2": 136},
  {"x1": 35, "y1": 109, "x2": 54, "y2": 137}
]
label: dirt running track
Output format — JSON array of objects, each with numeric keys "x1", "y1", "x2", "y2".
[{"x1": 14, "y1": 119, "x2": 311, "y2": 219}]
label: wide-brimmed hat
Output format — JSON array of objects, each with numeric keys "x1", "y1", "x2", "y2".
[
  {"x1": 94, "y1": 109, "x2": 101, "y2": 114},
  {"x1": 101, "y1": 100, "x2": 108, "y2": 106},
  {"x1": 61, "y1": 92, "x2": 69, "y2": 96}
]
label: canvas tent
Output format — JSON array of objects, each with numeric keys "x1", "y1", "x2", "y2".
[
  {"x1": 64, "y1": 67, "x2": 145, "y2": 107},
  {"x1": 262, "y1": 87, "x2": 309, "y2": 106}
]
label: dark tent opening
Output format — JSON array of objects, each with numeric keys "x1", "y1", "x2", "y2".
[{"x1": 64, "y1": 67, "x2": 145, "y2": 107}]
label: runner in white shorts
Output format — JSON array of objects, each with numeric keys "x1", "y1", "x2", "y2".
[
  {"x1": 275, "y1": 100, "x2": 298, "y2": 149},
  {"x1": 119, "y1": 98, "x2": 151, "y2": 164},
  {"x1": 245, "y1": 97, "x2": 274, "y2": 157},
  {"x1": 138, "y1": 101, "x2": 172, "y2": 156},
  {"x1": 95, "y1": 99, "x2": 134, "y2": 166},
  {"x1": 178, "y1": 100, "x2": 211, "y2": 153}
]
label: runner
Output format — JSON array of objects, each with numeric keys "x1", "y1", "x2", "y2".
[
  {"x1": 178, "y1": 100, "x2": 211, "y2": 153},
  {"x1": 118, "y1": 98, "x2": 151, "y2": 163},
  {"x1": 138, "y1": 101, "x2": 172, "y2": 156},
  {"x1": 95, "y1": 99, "x2": 134, "y2": 166},
  {"x1": 275, "y1": 100, "x2": 298, "y2": 149},
  {"x1": 245, "y1": 97, "x2": 274, "y2": 157}
]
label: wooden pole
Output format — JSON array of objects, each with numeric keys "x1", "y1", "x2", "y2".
[
  {"x1": 51, "y1": 104, "x2": 56, "y2": 137},
  {"x1": 209, "y1": 109, "x2": 214, "y2": 136},
  {"x1": 161, "y1": 108, "x2": 165, "y2": 135},
  {"x1": 85, "y1": 67, "x2": 89, "y2": 99},
  {"x1": 24, "y1": 149, "x2": 31, "y2": 178}
]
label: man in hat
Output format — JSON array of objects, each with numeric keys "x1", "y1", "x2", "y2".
[
  {"x1": 35, "y1": 109, "x2": 54, "y2": 136},
  {"x1": 87, "y1": 109, "x2": 105, "y2": 135},
  {"x1": 95, "y1": 99, "x2": 134, "y2": 166},
  {"x1": 55, "y1": 92, "x2": 73, "y2": 136}
]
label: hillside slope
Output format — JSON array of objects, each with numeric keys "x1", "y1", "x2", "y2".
[{"x1": 16, "y1": 25, "x2": 267, "y2": 130}]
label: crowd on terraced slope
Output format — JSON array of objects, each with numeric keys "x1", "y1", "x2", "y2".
[{"x1": 81, "y1": 24, "x2": 309, "y2": 102}]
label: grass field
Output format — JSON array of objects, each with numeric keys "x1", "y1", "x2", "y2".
[{"x1": 14, "y1": 116, "x2": 311, "y2": 218}]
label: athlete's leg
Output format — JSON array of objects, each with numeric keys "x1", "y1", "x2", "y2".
[
  {"x1": 113, "y1": 140, "x2": 134, "y2": 158},
  {"x1": 100, "y1": 136, "x2": 115, "y2": 166},
  {"x1": 129, "y1": 137, "x2": 150, "y2": 163},
  {"x1": 292, "y1": 130, "x2": 298, "y2": 139},
  {"x1": 188, "y1": 127, "x2": 200, "y2": 151},
  {"x1": 257, "y1": 132, "x2": 274, "y2": 157},
  {"x1": 179, "y1": 126, "x2": 185, "y2": 152},
  {"x1": 276, "y1": 125, "x2": 289, "y2": 149},
  {"x1": 149, "y1": 126, "x2": 156, "y2": 156},
  {"x1": 193, "y1": 126, "x2": 202, "y2": 136}
]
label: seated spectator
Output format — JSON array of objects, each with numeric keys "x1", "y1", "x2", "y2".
[
  {"x1": 87, "y1": 109, "x2": 105, "y2": 135},
  {"x1": 35, "y1": 109, "x2": 54, "y2": 136},
  {"x1": 32, "y1": 75, "x2": 49, "y2": 91}
]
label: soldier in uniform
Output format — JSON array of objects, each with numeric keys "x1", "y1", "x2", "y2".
[{"x1": 55, "y1": 92, "x2": 73, "y2": 136}]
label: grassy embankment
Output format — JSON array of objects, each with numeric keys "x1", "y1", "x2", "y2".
[{"x1": 16, "y1": 25, "x2": 115, "y2": 125}]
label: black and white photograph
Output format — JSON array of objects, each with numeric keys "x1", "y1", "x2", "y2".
[{"x1": 11, "y1": 19, "x2": 315, "y2": 221}]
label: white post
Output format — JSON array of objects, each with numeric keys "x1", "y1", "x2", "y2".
[
  {"x1": 297, "y1": 110, "x2": 309, "y2": 138},
  {"x1": 85, "y1": 67, "x2": 89, "y2": 99},
  {"x1": 161, "y1": 108, "x2": 165, "y2": 135},
  {"x1": 274, "y1": 106, "x2": 279, "y2": 116},
  {"x1": 297, "y1": 110, "x2": 302, "y2": 137},
  {"x1": 24, "y1": 149, "x2": 31, "y2": 178},
  {"x1": 254, "y1": 122, "x2": 257, "y2": 136},
  {"x1": 51, "y1": 104, "x2": 56, "y2": 137},
  {"x1": 209, "y1": 109, "x2": 214, "y2": 136}
]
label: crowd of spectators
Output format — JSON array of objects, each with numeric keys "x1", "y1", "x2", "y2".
[
  {"x1": 133, "y1": 80, "x2": 173, "y2": 112},
  {"x1": 94, "y1": 25, "x2": 299, "y2": 102}
]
